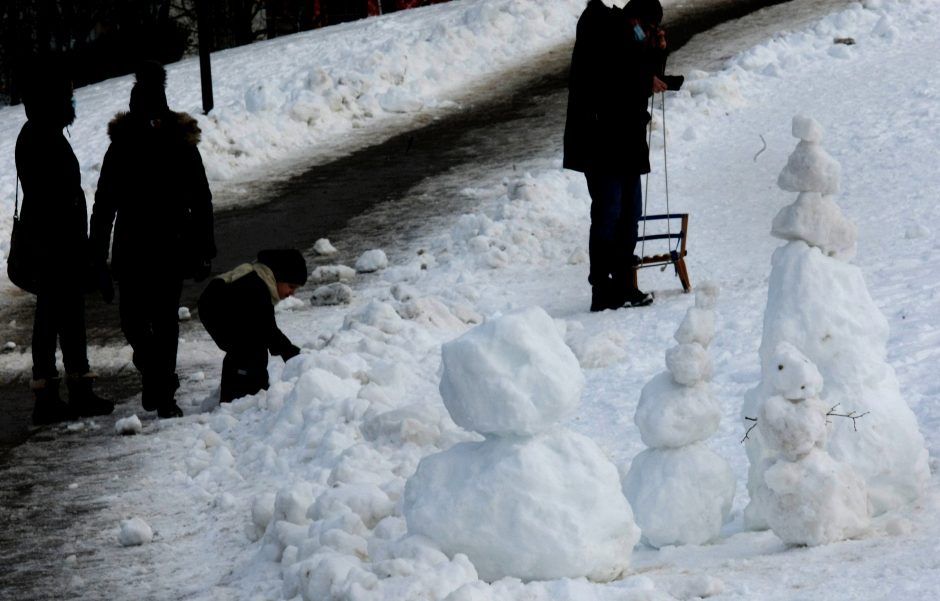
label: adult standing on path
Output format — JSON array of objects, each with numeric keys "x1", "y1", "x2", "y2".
[
  {"x1": 564, "y1": 0, "x2": 678, "y2": 311},
  {"x1": 90, "y1": 60, "x2": 216, "y2": 419},
  {"x1": 13, "y1": 55, "x2": 114, "y2": 425}
]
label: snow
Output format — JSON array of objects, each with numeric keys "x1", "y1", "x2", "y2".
[{"x1": 3, "y1": 0, "x2": 940, "y2": 599}]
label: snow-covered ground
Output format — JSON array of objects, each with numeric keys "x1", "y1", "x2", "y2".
[{"x1": 2, "y1": 0, "x2": 940, "y2": 599}]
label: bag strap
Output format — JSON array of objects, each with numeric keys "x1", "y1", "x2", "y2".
[{"x1": 14, "y1": 170, "x2": 20, "y2": 220}]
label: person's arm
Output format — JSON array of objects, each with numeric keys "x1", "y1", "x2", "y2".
[
  {"x1": 268, "y1": 323, "x2": 300, "y2": 361},
  {"x1": 89, "y1": 145, "x2": 120, "y2": 266}
]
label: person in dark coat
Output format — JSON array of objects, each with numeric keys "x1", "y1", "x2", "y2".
[
  {"x1": 90, "y1": 60, "x2": 216, "y2": 419},
  {"x1": 14, "y1": 55, "x2": 113, "y2": 425},
  {"x1": 563, "y1": 0, "x2": 679, "y2": 311},
  {"x1": 198, "y1": 249, "x2": 307, "y2": 403}
]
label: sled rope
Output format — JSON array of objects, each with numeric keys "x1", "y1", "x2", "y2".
[{"x1": 640, "y1": 92, "x2": 673, "y2": 261}]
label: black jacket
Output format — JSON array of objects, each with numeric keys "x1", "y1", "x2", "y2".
[
  {"x1": 563, "y1": 0, "x2": 662, "y2": 175},
  {"x1": 90, "y1": 110, "x2": 215, "y2": 280},
  {"x1": 14, "y1": 120, "x2": 90, "y2": 292},
  {"x1": 198, "y1": 264, "x2": 298, "y2": 359}
]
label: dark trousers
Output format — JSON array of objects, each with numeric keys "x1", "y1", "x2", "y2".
[
  {"x1": 32, "y1": 291, "x2": 89, "y2": 381},
  {"x1": 585, "y1": 172, "x2": 642, "y2": 287},
  {"x1": 118, "y1": 275, "x2": 183, "y2": 401}
]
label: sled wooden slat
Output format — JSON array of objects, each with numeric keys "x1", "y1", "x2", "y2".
[{"x1": 633, "y1": 213, "x2": 692, "y2": 293}]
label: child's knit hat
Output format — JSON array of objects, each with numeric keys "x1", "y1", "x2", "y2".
[{"x1": 257, "y1": 249, "x2": 308, "y2": 285}]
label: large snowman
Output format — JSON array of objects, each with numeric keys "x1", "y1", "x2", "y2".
[
  {"x1": 403, "y1": 306, "x2": 640, "y2": 582},
  {"x1": 743, "y1": 116, "x2": 929, "y2": 529},
  {"x1": 623, "y1": 282, "x2": 735, "y2": 548}
]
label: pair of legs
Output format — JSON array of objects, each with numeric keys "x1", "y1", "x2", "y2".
[
  {"x1": 32, "y1": 291, "x2": 89, "y2": 381},
  {"x1": 585, "y1": 172, "x2": 652, "y2": 310},
  {"x1": 31, "y1": 291, "x2": 112, "y2": 423},
  {"x1": 119, "y1": 275, "x2": 183, "y2": 416}
]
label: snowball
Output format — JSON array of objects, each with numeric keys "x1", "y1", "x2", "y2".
[
  {"x1": 355, "y1": 249, "x2": 389, "y2": 273},
  {"x1": 767, "y1": 341, "x2": 824, "y2": 400},
  {"x1": 623, "y1": 444, "x2": 734, "y2": 548},
  {"x1": 310, "y1": 282, "x2": 354, "y2": 306},
  {"x1": 791, "y1": 115, "x2": 824, "y2": 143},
  {"x1": 758, "y1": 394, "x2": 830, "y2": 461},
  {"x1": 665, "y1": 343, "x2": 712, "y2": 385},
  {"x1": 438, "y1": 307, "x2": 584, "y2": 436},
  {"x1": 178, "y1": 306, "x2": 192, "y2": 321},
  {"x1": 314, "y1": 238, "x2": 338, "y2": 255},
  {"x1": 310, "y1": 265, "x2": 356, "y2": 285},
  {"x1": 343, "y1": 300, "x2": 404, "y2": 335},
  {"x1": 403, "y1": 430, "x2": 639, "y2": 582},
  {"x1": 634, "y1": 372, "x2": 720, "y2": 448},
  {"x1": 754, "y1": 449, "x2": 870, "y2": 546},
  {"x1": 118, "y1": 517, "x2": 153, "y2": 546},
  {"x1": 771, "y1": 192, "x2": 856, "y2": 259},
  {"x1": 114, "y1": 415, "x2": 142, "y2": 436}
]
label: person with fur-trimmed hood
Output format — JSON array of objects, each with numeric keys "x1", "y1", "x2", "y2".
[
  {"x1": 14, "y1": 54, "x2": 113, "y2": 425},
  {"x1": 90, "y1": 60, "x2": 216, "y2": 419},
  {"x1": 198, "y1": 249, "x2": 307, "y2": 404}
]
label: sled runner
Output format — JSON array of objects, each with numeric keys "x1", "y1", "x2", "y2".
[{"x1": 633, "y1": 212, "x2": 691, "y2": 293}]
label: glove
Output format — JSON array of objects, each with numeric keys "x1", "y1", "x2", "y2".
[
  {"x1": 97, "y1": 263, "x2": 115, "y2": 304},
  {"x1": 192, "y1": 259, "x2": 212, "y2": 282},
  {"x1": 660, "y1": 74, "x2": 684, "y2": 91},
  {"x1": 281, "y1": 344, "x2": 301, "y2": 362}
]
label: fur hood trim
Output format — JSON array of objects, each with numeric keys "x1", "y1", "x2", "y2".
[{"x1": 107, "y1": 110, "x2": 202, "y2": 145}]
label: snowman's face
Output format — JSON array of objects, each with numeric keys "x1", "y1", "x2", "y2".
[{"x1": 770, "y1": 342, "x2": 823, "y2": 400}]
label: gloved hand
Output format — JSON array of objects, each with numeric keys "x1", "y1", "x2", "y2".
[
  {"x1": 281, "y1": 344, "x2": 301, "y2": 362},
  {"x1": 97, "y1": 263, "x2": 115, "y2": 304},
  {"x1": 192, "y1": 259, "x2": 212, "y2": 282}
]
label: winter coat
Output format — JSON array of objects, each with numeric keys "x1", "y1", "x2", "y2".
[
  {"x1": 90, "y1": 110, "x2": 215, "y2": 281},
  {"x1": 563, "y1": 0, "x2": 663, "y2": 175},
  {"x1": 197, "y1": 263, "x2": 299, "y2": 360},
  {"x1": 14, "y1": 120, "x2": 91, "y2": 292}
]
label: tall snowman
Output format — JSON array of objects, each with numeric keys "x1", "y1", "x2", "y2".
[
  {"x1": 403, "y1": 306, "x2": 640, "y2": 582},
  {"x1": 750, "y1": 341, "x2": 870, "y2": 546},
  {"x1": 743, "y1": 116, "x2": 929, "y2": 529},
  {"x1": 622, "y1": 282, "x2": 735, "y2": 548}
]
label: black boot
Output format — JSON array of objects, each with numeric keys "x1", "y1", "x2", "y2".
[
  {"x1": 147, "y1": 373, "x2": 183, "y2": 418},
  {"x1": 220, "y1": 362, "x2": 268, "y2": 403},
  {"x1": 31, "y1": 378, "x2": 78, "y2": 425},
  {"x1": 67, "y1": 373, "x2": 115, "y2": 417},
  {"x1": 591, "y1": 279, "x2": 628, "y2": 312}
]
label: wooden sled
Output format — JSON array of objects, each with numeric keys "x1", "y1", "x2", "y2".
[{"x1": 632, "y1": 212, "x2": 692, "y2": 293}]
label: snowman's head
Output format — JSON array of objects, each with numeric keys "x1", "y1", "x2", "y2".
[{"x1": 769, "y1": 341, "x2": 823, "y2": 400}]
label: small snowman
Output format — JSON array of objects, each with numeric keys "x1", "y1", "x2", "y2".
[
  {"x1": 403, "y1": 306, "x2": 640, "y2": 582},
  {"x1": 622, "y1": 282, "x2": 735, "y2": 548},
  {"x1": 751, "y1": 342, "x2": 870, "y2": 546}
]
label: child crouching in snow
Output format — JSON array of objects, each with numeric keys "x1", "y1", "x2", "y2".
[{"x1": 198, "y1": 249, "x2": 308, "y2": 403}]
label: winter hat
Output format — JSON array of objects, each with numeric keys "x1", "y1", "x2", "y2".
[
  {"x1": 129, "y1": 60, "x2": 169, "y2": 119},
  {"x1": 625, "y1": 0, "x2": 663, "y2": 24},
  {"x1": 257, "y1": 249, "x2": 308, "y2": 285}
]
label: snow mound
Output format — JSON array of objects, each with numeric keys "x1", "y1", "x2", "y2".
[{"x1": 404, "y1": 430, "x2": 639, "y2": 582}]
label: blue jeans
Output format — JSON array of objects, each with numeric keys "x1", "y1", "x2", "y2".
[{"x1": 585, "y1": 173, "x2": 642, "y2": 287}]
